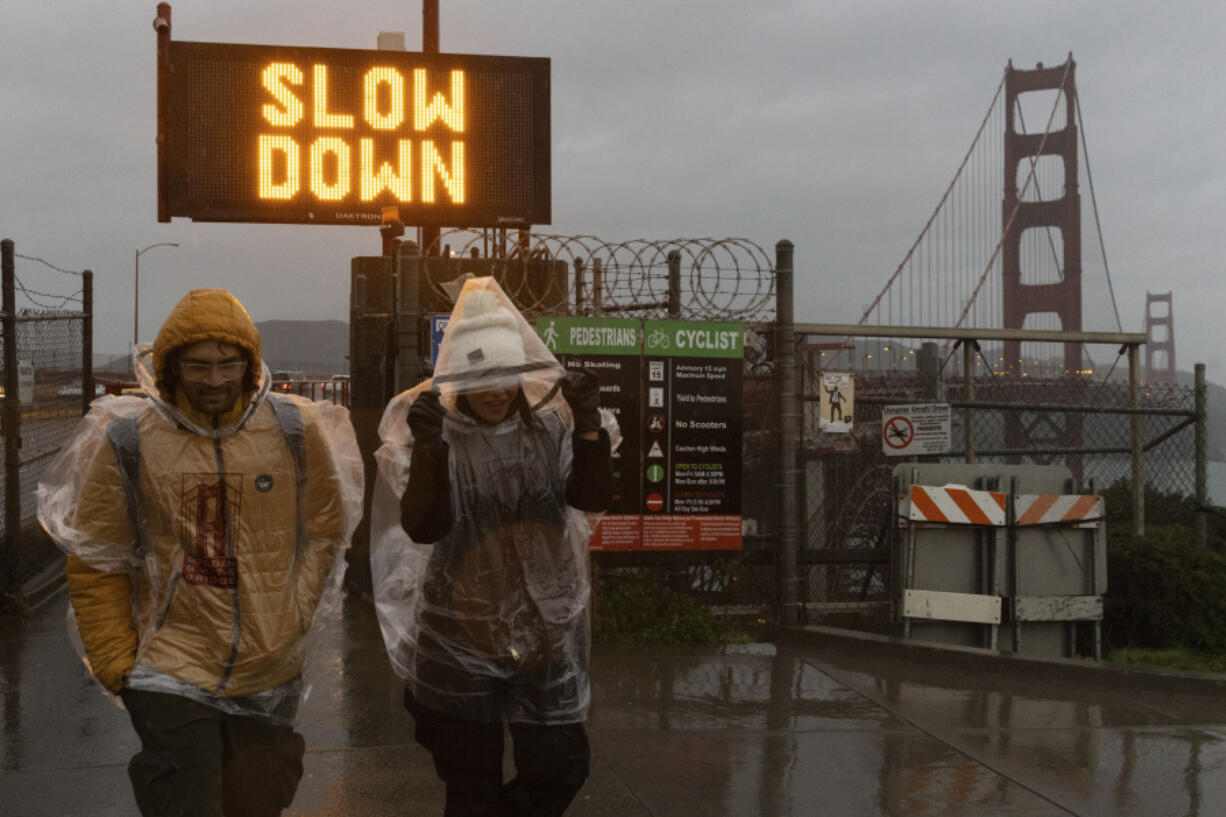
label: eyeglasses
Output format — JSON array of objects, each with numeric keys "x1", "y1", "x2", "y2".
[{"x1": 179, "y1": 360, "x2": 247, "y2": 381}]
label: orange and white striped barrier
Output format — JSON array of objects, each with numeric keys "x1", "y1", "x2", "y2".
[
  {"x1": 904, "y1": 484, "x2": 1007, "y2": 526},
  {"x1": 1013, "y1": 494, "x2": 1103, "y2": 527}
]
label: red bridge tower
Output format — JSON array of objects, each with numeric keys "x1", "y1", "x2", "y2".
[
  {"x1": 1143, "y1": 291, "x2": 1176, "y2": 384},
  {"x1": 1001, "y1": 57, "x2": 1081, "y2": 371},
  {"x1": 1000, "y1": 57, "x2": 1084, "y2": 468}
]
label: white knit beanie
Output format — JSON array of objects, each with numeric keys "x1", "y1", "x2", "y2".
[{"x1": 444, "y1": 288, "x2": 526, "y2": 377}]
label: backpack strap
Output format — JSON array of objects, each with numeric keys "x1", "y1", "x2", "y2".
[
  {"x1": 265, "y1": 393, "x2": 308, "y2": 556},
  {"x1": 105, "y1": 415, "x2": 145, "y2": 557}
]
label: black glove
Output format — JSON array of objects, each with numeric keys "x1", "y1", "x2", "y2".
[
  {"x1": 561, "y1": 370, "x2": 602, "y2": 435},
  {"x1": 407, "y1": 390, "x2": 446, "y2": 446}
]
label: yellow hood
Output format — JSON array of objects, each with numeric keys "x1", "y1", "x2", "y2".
[{"x1": 153, "y1": 289, "x2": 262, "y2": 384}]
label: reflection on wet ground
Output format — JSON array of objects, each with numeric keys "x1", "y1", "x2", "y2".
[{"x1": 4, "y1": 591, "x2": 1226, "y2": 816}]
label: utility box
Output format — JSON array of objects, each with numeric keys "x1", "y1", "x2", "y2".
[{"x1": 892, "y1": 463, "x2": 1106, "y2": 659}]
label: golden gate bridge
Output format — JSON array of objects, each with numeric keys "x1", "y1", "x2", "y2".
[{"x1": 849, "y1": 53, "x2": 1172, "y2": 385}]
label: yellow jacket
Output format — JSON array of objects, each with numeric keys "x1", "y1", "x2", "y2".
[
  {"x1": 65, "y1": 398, "x2": 348, "y2": 694},
  {"x1": 42, "y1": 289, "x2": 363, "y2": 698}
]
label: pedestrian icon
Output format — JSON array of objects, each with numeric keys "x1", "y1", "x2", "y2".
[
  {"x1": 540, "y1": 319, "x2": 559, "y2": 350},
  {"x1": 647, "y1": 440, "x2": 664, "y2": 458}
]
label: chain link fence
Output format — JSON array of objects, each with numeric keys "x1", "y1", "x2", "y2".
[
  {"x1": 793, "y1": 329, "x2": 1202, "y2": 630},
  {"x1": 2, "y1": 239, "x2": 93, "y2": 601}
]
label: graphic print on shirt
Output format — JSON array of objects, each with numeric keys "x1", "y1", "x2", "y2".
[
  {"x1": 489, "y1": 457, "x2": 527, "y2": 513},
  {"x1": 179, "y1": 473, "x2": 243, "y2": 587}
]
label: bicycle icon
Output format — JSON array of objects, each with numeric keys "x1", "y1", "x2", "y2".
[{"x1": 646, "y1": 328, "x2": 670, "y2": 350}]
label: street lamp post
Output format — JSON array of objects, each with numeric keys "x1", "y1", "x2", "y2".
[{"x1": 135, "y1": 242, "x2": 179, "y2": 347}]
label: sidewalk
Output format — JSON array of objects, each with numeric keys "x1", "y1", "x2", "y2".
[{"x1": 5, "y1": 588, "x2": 1226, "y2": 816}]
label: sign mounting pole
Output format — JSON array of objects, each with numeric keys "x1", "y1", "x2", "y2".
[
  {"x1": 154, "y1": 3, "x2": 172, "y2": 222},
  {"x1": 420, "y1": 0, "x2": 440, "y2": 257}
]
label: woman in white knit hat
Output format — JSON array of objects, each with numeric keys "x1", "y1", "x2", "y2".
[{"x1": 370, "y1": 276, "x2": 619, "y2": 817}]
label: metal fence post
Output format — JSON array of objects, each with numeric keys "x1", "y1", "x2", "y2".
[
  {"x1": 82, "y1": 270, "x2": 93, "y2": 414},
  {"x1": 2, "y1": 239, "x2": 20, "y2": 601},
  {"x1": 396, "y1": 241, "x2": 421, "y2": 393},
  {"x1": 963, "y1": 339, "x2": 977, "y2": 463},
  {"x1": 667, "y1": 250, "x2": 682, "y2": 319},
  {"x1": 573, "y1": 257, "x2": 586, "y2": 314},
  {"x1": 1128, "y1": 343, "x2": 1144, "y2": 537},
  {"x1": 1195, "y1": 362, "x2": 1207, "y2": 548},
  {"x1": 775, "y1": 240, "x2": 801, "y2": 625},
  {"x1": 591, "y1": 257, "x2": 603, "y2": 313}
]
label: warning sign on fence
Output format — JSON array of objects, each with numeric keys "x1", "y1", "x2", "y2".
[
  {"x1": 819, "y1": 372, "x2": 854, "y2": 433},
  {"x1": 882, "y1": 403, "x2": 951, "y2": 457}
]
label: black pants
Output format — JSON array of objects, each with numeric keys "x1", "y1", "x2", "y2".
[
  {"x1": 121, "y1": 688, "x2": 305, "y2": 817},
  {"x1": 405, "y1": 689, "x2": 590, "y2": 817}
]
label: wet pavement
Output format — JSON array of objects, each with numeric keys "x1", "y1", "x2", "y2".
[{"x1": 5, "y1": 589, "x2": 1226, "y2": 817}]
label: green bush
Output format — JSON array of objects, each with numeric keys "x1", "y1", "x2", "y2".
[
  {"x1": 1100, "y1": 479, "x2": 1226, "y2": 543},
  {"x1": 1106, "y1": 525, "x2": 1226, "y2": 652},
  {"x1": 1102, "y1": 479, "x2": 1226, "y2": 654},
  {"x1": 592, "y1": 578, "x2": 751, "y2": 645}
]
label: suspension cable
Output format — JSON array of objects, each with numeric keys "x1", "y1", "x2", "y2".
[
  {"x1": 1076, "y1": 92, "x2": 1123, "y2": 332},
  {"x1": 855, "y1": 72, "x2": 1007, "y2": 326}
]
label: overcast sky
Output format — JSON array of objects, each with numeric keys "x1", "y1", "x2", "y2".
[{"x1": 3, "y1": 1, "x2": 1224, "y2": 380}]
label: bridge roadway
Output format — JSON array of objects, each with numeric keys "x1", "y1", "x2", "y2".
[{"x1": 4, "y1": 590, "x2": 1225, "y2": 816}]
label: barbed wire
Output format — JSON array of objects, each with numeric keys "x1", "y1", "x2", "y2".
[
  {"x1": 14, "y1": 278, "x2": 83, "y2": 310},
  {"x1": 14, "y1": 252, "x2": 85, "y2": 277},
  {"x1": 414, "y1": 231, "x2": 777, "y2": 322},
  {"x1": 10, "y1": 252, "x2": 86, "y2": 310}
]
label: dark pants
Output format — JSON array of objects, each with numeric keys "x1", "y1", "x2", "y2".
[
  {"x1": 405, "y1": 689, "x2": 590, "y2": 817},
  {"x1": 121, "y1": 688, "x2": 305, "y2": 817}
]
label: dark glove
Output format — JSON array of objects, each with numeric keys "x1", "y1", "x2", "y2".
[
  {"x1": 407, "y1": 390, "x2": 446, "y2": 446},
  {"x1": 561, "y1": 370, "x2": 602, "y2": 435}
]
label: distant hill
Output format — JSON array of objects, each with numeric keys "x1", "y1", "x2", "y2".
[
  {"x1": 93, "y1": 320, "x2": 350, "y2": 378},
  {"x1": 256, "y1": 319, "x2": 349, "y2": 377}
]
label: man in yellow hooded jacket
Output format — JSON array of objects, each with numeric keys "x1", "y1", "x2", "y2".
[{"x1": 38, "y1": 288, "x2": 363, "y2": 817}]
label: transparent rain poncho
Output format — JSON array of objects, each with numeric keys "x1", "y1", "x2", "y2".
[
  {"x1": 371, "y1": 277, "x2": 619, "y2": 724},
  {"x1": 37, "y1": 345, "x2": 364, "y2": 724}
]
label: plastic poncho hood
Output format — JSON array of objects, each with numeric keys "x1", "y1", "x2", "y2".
[
  {"x1": 37, "y1": 295, "x2": 364, "y2": 724},
  {"x1": 432, "y1": 276, "x2": 564, "y2": 396},
  {"x1": 370, "y1": 276, "x2": 619, "y2": 725}
]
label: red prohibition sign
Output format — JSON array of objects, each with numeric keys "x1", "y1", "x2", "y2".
[{"x1": 883, "y1": 415, "x2": 914, "y2": 449}]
